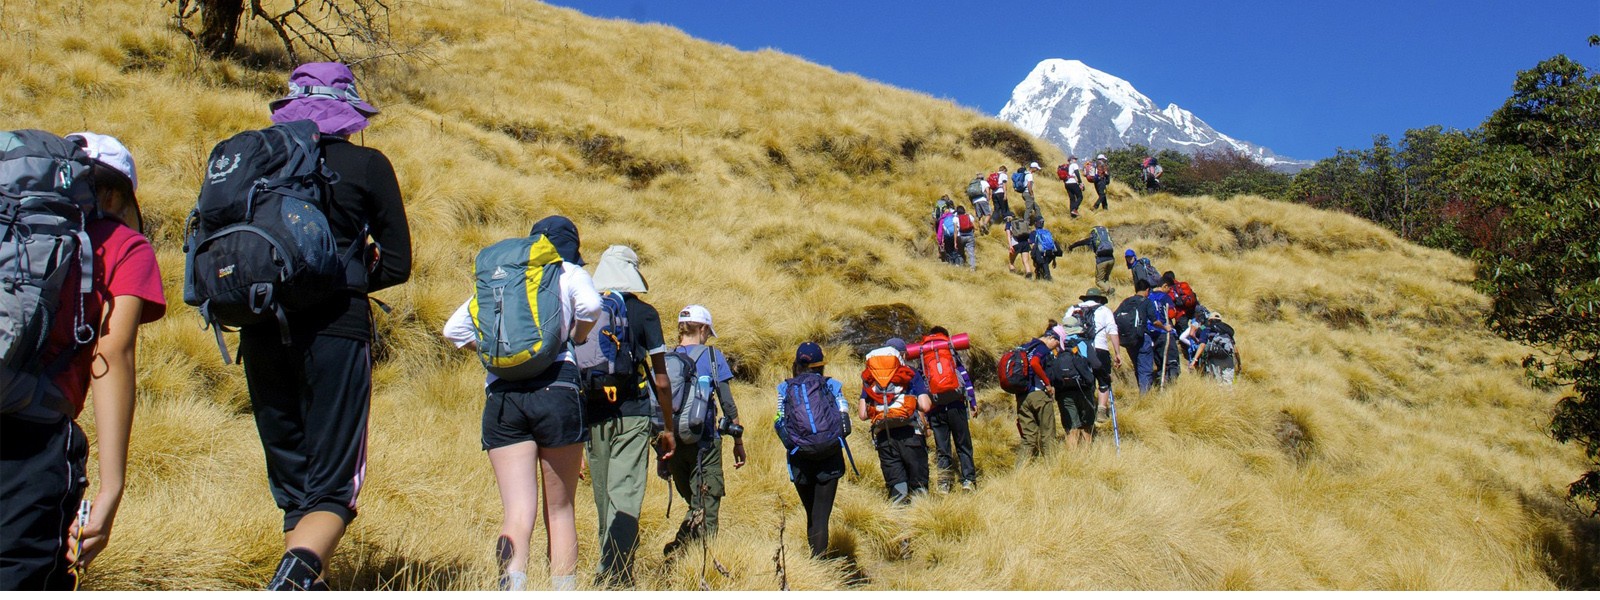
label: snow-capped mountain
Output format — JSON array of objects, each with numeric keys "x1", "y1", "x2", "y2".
[{"x1": 998, "y1": 59, "x2": 1312, "y2": 172}]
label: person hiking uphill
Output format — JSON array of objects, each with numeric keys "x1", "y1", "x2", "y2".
[
  {"x1": 990, "y1": 166, "x2": 1012, "y2": 221},
  {"x1": 1030, "y1": 216, "x2": 1060, "y2": 282},
  {"x1": 965, "y1": 172, "x2": 994, "y2": 234},
  {"x1": 661, "y1": 305, "x2": 745, "y2": 554},
  {"x1": 1116, "y1": 280, "x2": 1162, "y2": 395},
  {"x1": 1069, "y1": 288, "x2": 1121, "y2": 424},
  {"x1": 1006, "y1": 215, "x2": 1036, "y2": 278},
  {"x1": 1049, "y1": 319, "x2": 1099, "y2": 450},
  {"x1": 1009, "y1": 328, "x2": 1059, "y2": 465},
  {"x1": 1059, "y1": 156, "x2": 1084, "y2": 219},
  {"x1": 1141, "y1": 156, "x2": 1163, "y2": 193},
  {"x1": 1088, "y1": 154, "x2": 1111, "y2": 211},
  {"x1": 956, "y1": 206, "x2": 978, "y2": 270},
  {"x1": 935, "y1": 200, "x2": 960, "y2": 266},
  {"x1": 916, "y1": 327, "x2": 978, "y2": 493},
  {"x1": 1066, "y1": 225, "x2": 1117, "y2": 294},
  {"x1": 1019, "y1": 162, "x2": 1042, "y2": 221},
  {"x1": 1147, "y1": 278, "x2": 1182, "y2": 387},
  {"x1": 858, "y1": 338, "x2": 933, "y2": 504},
  {"x1": 1125, "y1": 248, "x2": 1163, "y2": 291},
  {"x1": 443, "y1": 215, "x2": 594, "y2": 591},
  {"x1": 774, "y1": 342, "x2": 850, "y2": 557},
  {"x1": 1187, "y1": 311, "x2": 1242, "y2": 386},
  {"x1": 230, "y1": 63, "x2": 413, "y2": 591},
  {"x1": 1, "y1": 131, "x2": 167, "y2": 590},
  {"x1": 578, "y1": 245, "x2": 678, "y2": 588}
]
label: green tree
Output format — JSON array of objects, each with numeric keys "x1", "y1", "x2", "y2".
[{"x1": 1475, "y1": 52, "x2": 1600, "y2": 516}]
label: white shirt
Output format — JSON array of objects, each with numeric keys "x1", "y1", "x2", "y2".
[
  {"x1": 443, "y1": 261, "x2": 602, "y2": 384},
  {"x1": 1024, "y1": 171, "x2": 1035, "y2": 192},
  {"x1": 1066, "y1": 162, "x2": 1081, "y2": 185},
  {"x1": 1075, "y1": 300, "x2": 1119, "y2": 351},
  {"x1": 993, "y1": 172, "x2": 1007, "y2": 194},
  {"x1": 977, "y1": 178, "x2": 991, "y2": 200}
]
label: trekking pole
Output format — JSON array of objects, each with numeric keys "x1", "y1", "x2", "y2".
[
  {"x1": 1108, "y1": 388, "x2": 1120, "y2": 455},
  {"x1": 1159, "y1": 330, "x2": 1171, "y2": 388}
]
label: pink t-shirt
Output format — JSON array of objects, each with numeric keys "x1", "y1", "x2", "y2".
[{"x1": 39, "y1": 219, "x2": 167, "y2": 416}]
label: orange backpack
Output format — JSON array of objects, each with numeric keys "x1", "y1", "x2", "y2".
[{"x1": 862, "y1": 350, "x2": 917, "y2": 427}]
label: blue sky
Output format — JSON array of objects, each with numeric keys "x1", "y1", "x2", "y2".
[{"x1": 544, "y1": 1, "x2": 1599, "y2": 160}]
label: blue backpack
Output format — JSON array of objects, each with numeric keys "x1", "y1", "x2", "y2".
[
  {"x1": 1011, "y1": 170, "x2": 1027, "y2": 192},
  {"x1": 573, "y1": 291, "x2": 634, "y2": 391},
  {"x1": 778, "y1": 372, "x2": 846, "y2": 457},
  {"x1": 940, "y1": 213, "x2": 957, "y2": 238},
  {"x1": 1035, "y1": 229, "x2": 1058, "y2": 253}
]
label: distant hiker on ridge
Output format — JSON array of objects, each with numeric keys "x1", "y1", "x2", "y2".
[{"x1": 1090, "y1": 154, "x2": 1111, "y2": 210}]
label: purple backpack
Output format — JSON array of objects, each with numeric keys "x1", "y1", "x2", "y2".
[{"x1": 780, "y1": 372, "x2": 845, "y2": 457}]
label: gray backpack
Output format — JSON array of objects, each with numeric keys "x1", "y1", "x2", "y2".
[
  {"x1": 659, "y1": 346, "x2": 715, "y2": 445},
  {"x1": 1, "y1": 130, "x2": 99, "y2": 420},
  {"x1": 470, "y1": 234, "x2": 568, "y2": 381}
]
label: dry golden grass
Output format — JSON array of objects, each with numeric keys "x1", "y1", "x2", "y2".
[{"x1": 2, "y1": 0, "x2": 1594, "y2": 590}]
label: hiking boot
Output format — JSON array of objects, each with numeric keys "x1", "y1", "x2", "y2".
[
  {"x1": 1096, "y1": 406, "x2": 1109, "y2": 425},
  {"x1": 960, "y1": 480, "x2": 975, "y2": 492}
]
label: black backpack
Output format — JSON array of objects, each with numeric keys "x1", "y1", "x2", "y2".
[
  {"x1": 183, "y1": 120, "x2": 362, "y2": 361},
  {"x1": 1113, "y1": 296, "x2": 1146, "y2": 351},
  {"x1": 1, "y1": 130, "x2": 98, "y2": 420},
  {"x1": 1206, "y1": 321, "x2": 1237, "y2": 359},
  {"x1": 1050, "y1": 337, "x2": 1096, "y2": 391},
  {"x1": 1089, "y1": 226, "x2": 1114, "y2": 257},
  {"x1": 1131, "y1": 257, "x2": 1162, "y2": 289}
]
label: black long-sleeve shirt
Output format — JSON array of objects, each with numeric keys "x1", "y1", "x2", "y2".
[
  {"x1": 1066, "y1": 236, "x2": 1114, "y2": 263},
  {"x1": 249, "y1": 136, "x2": 412, "y2": 341}
]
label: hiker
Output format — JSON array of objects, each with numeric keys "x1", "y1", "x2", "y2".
[
  {"x1": 1070, "y1": 288, "x2": 1121, "y2": 424},
  {"x1": 227, "y1": 63, "x2": 413, "y2": 591},
  {"x1": 1147, "y1": 278, "x2": 1182, "y2": 387},
  {"x1": 1115, "y1": 280, "x2": 1162, "y2": 394},
  {"x1": 1049, "y1": 319, "x2": 1099, "y2": 450},
  {"x1": 1011, "y1": 328, "x2": 1059, "y2": 465},
  {"x1": 965, "y1": 172, "x2": 993, "y2": 234},
  {"x1": 775, "y1": 342, "x2": 851, "y2": 557},
  {"x1": 990, "y1": 166, "x2": 1012, "y2": 221},
  {"x1": 1030, "y1": 216, "x2": 1059, "y2": 282},
  {"x1": 1006, "y1": 215, "x2": 1035, "y2": 278},
  {"x1": 579, "y1": 245, "x2": 677, "y2": 588},
  {"x1": 1141, "y1": 156, "x2": 1163, "y2": 192},
  {"x1": 956, "y1": 205, "x2": 977, "y2": 270},
  {"x1": 1125, "y1": 249, "x2": 1163, "y2": 291},
  {"x1": 1187, "y1": 311, "x2": 1241, "y2": 385},
  {"x1": 935, "y1": 201, "x2": 960, "y2": 266},
  {"x1": 0, "y1": 131, "x2": 166, "y2": 591},
  {"x1": 1019, "y1": 162, "x2": 1041, "y2": 220},
  {"x1": 1060, "y1": 156, "x2": 1084, "y2": 218},
  {"x1": 915, "y1": 327, "x2": 978, "y2": 493},
  {"x1": 1066, "y1": 225, "x2": 1117, "y2": 294},
  {"x1": 858, "y1": 338, "x2": 933, "y2": 504},
  {"x1": 442, "y1": 216, "x2": 593, "y2": 591},
  {"x1": 662, "y1": 305, "x2": 744, "y2": 553},
  {"x1": 1163, "y1": 271, "x2": 1200, "y2": 343},
  {"x1": 1087, "y1": 154, "x2": 1111, "y2": 211}
]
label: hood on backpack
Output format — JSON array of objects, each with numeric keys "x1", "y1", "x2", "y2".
[
  {"x1": 269, "y1": 62, "x2": 379, "y2": 137},
  {"x1": 592, "y1": 245, "x2": 647, "y2": 293},
  {"x1": 528, "y1": 215, "x2": 584, "y2": 266}
]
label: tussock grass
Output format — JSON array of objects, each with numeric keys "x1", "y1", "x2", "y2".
[{"x1": 3, "y1": 0, "x2": 1593, "y2": 590}]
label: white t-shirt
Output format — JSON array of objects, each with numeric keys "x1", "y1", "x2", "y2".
[
  {"x1": 1024, "y1": 171, "x2": 1035, "y2": 193},
  {"x1": 1076, "y1": 300, "x2": 1119, "y2": 351},
  {"x1": 443, "y1": 261, "x2": 602, "y2": 384},
  {"x1": 993, "y1": 172, "x2": 1007, "y2": 195},
  {"x1": 977, "y1": 178, "x2": 991, "y2": 201},
  {"x1": 1066, "y1": 162, "x2": 1081, "y2": 185}
]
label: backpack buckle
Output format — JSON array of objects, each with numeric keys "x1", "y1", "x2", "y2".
[{"x1": 603, "y1": 385, "x2": 618, "y2": 404}]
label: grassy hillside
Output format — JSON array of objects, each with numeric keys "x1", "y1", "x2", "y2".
[{"x1": 2, "y1": 0, "x2": 1594, "y2": 590}]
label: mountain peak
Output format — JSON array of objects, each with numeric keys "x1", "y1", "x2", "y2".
[{"x1": 1000, "y1": 59, "x2": 1311, "y2": 172}]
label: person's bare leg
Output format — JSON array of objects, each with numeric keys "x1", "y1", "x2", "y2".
[
  {"x1": 539, "y1": 443, "x2": 584, "y2": 589},
  {"x1": 284, "y1": 512, "x2": 348, "y2": 565},
  {"x1": 489, "y1": 441, "x2": 541, "y2": 587}
]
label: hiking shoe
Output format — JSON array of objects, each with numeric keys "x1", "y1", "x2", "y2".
[
  {"x1": 960, "y1": 480, "x2": 975, "y2": 492},
  {"x1": 937, "y1": 481, "x2": 952, "y2": 494},
  {"x1": 1096, "y1": 406, "x2": 1109, "y2": 425}
]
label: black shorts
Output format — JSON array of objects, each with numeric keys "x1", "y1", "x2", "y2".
[
  {"x1": 1094, "y1": 348, "x2": 1113, "y2": 392},
  {"x1": 0, "y1": 416, "x2": 86, "y2": 591},
  {"x1": 483, "y1": 361, "x2": 588, "y2": 450},
  {"x1": 1013, "y1": 235, "x2": 1033, "y2": 253},
  {"x1": 240, "y1": 331, "x2": 371, "y2": 531},
  {"x1": 1057, "y1": 390, "x2": 1096, "y2": 431}
]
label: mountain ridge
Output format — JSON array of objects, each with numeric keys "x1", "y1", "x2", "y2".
[{"x1": 999, "y1": 59, "x2": 1314, "y2": 172}]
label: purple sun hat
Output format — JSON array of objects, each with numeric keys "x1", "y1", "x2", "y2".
[{"x1": 269, "y1": 62, "x2": 379, "y2": 136}]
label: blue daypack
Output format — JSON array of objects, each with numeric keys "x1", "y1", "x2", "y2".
[
  {"x1": 1035, "y1": 229, "x2": 1058, "y2": 253},
  {"x1": 940, "y1": 213, "x2": 957, "y2": 238},
  {"x1": 573, "y1": 291, "x2": 634, "y2": 392},
  {"x1": 778, "y1": 372, "x2": 846, "y2": 457},
  {"x1": 1011, "y1": 170, "x2": 1027, "y2": 192}
]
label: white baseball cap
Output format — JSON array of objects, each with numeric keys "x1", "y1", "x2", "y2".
[
  {"x1": 69, "y1": 132, "x2": 137, "y2": 191},
  {"x1": 1096, "y1": 154, "x2": 1107, "y2": 160},
  {"x1": 678, "y1": 304, "x2": 718, "y2": 337},
  {"x1": 1029, "y1": 161, "x2": 1041, "y2": 170}
]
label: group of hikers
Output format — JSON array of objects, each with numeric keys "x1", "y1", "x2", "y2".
[{"x1": 1, "y1": 60, "x2": 1239, "y2": 592}]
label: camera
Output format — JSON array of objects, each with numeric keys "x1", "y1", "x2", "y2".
[{"x1": 718, "y1": 418, "x2": 744, "y2": 439}]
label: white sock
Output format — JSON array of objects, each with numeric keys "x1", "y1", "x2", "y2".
[
  {"x1": 552, "y1": 574, "x2": 576, "y2": 591},
  {"x1": 505, "y1": 571, "x2": 527, "y2": 591}
]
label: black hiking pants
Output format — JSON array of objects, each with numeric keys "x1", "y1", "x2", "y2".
[
  {"x1": 0, "y1": 416, "x2": 86, "y2": 591},
  {"x1": 1093, "y1": 179, "x2": 1109, "y2": 210},
  {"x1": 872, "y1": 426, "x2": 928, "y2": 503},
  {"x1": 1066, "y1": 183, "x2": 1084, "y2": 214},
  {"x1": 927, "y1": 403, "x2": 977, "y2": 486}
]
